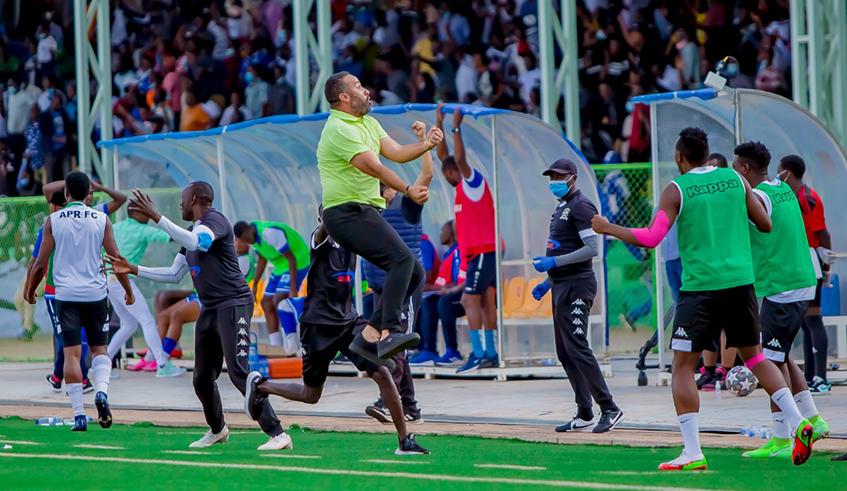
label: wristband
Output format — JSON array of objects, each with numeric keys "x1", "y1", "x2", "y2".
[{"x1": 405, "y1": 185, "x2": 410, "y2": 194}]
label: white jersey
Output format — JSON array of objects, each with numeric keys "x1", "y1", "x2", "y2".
[{"x1": 51, "y1": 202, "x2": 108, "y2": 302}]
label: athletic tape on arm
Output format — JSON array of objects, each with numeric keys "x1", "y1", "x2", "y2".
[{"x1": 631, "y1": 210, "x2": 670, "y2": 248}]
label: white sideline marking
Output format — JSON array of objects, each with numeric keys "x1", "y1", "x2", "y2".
[
  {"x1": 0, "y1": 452, "x2": 735, "y2": 491},
  {"x1": 0, "y1": 440, "x2": 39, "y2": 445},
  {"x1": 163, "y1": 451, "x2": 218, "y2": 456},
  {"x1": 261, "y1": 454, "x2": 322, "y2": 460},
  {"x1": 75, "y1": 444, "x2": 125, "y2": 450},
  {"x1": 475, "y1": 464, "x2": 547, "y2": 471},
  {"x1": 362, "y1": 459, "x2": 429, "y2": 465},
  {"x1": 157, "y1": 431, "x2": 257, "y2": 436}
]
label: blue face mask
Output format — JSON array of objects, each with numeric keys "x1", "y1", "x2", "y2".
[
  {"x1": 625, "y1": 100, "x2": 635, "y2": 113},
  {"x1": 549, "y1": 177, "x2": 573, "y2": 198},
  {"x1": 244, "y1": 72, "x2": 255, "y2": 84}
]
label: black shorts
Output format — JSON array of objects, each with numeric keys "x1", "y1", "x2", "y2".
[
  {"x1": 56, "y1": 298, "x2": 110, "y2": 348},
  {"x1": 761, "y1": 298, "x2": 810, "y2": 363},
  {"x1": 301, "y1": 316, "x2": 379, "y2": 388},
  {"x1": 464, "y1": 251, "x2": 497, "y2": 295},
  {"x1": 810, "y1": 278, "x2": 823, "y2": 308},
  {"x1": 671, "y1": 284, "x2": 759, "y2": 353}
]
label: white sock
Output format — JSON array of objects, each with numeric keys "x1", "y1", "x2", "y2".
[
  {"x1": 91, "y1": 355, "x2": 112, "y2": 394},
  {"x1": 771, "y1": 387, "x2": 804, "y2": 432},
  {"x1": 144, "y1": 351, "x2": 155, "y2": 363},
  {"x1": 793, "y1": 390, "x2": 818, "y2": 419},
  {"x1": 284, "y1": 332, "x2": 300, "y2": 354},
  {"x1": 678, "y1": 412, "x2": 702, "y2": 457},
  {"x1": 268, "y1": 331, "x2": 283, "y2": 347},
  {"x1": 772, "y1": 411, "x2": 790, "y2": 439},
  {"x1": 67, "y1": 383, "x2": 85, "y2": 417}
]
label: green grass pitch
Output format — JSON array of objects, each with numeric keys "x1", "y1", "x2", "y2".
[{"x1": 0, "y1": 418, "x2": 838, "y2": 490}]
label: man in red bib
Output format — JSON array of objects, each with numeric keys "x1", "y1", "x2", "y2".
[{"x1": 435, "y1": 104, "x2": 499, "y2": 374}]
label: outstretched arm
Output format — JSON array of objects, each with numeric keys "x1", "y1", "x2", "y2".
[
  {"x1": 593, "y1": 183, "x2": 680, "y2": 248},
  {"x1": 451, "y1": 110, "x2": 472, "y2": 179},
  {"x1": 129, "y1": 189, "x2": 215, "y2": 251},
  {"x1": 107, "y1": 252, "x2": 189, "y2": 284},
  {"x1": 435, "y1": 103, "x2": 450, "y2": 163}
]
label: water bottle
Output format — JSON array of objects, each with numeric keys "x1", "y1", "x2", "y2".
[
  {"x1": 761, "y1": 428, "x2": 773, "y2": 439},
  {"x1": 63, "y1": 416, "x2": 93, "y2": 425},
  {"x1": 740, "y1": 425, "x2": 752, "y2": 436},
  {"x1": 715, "y1": 381, "x2": 721, "y2": 399},
  {"x1": 748, "y1": 426, "x2": 762, "y2": 437},
  {"x1": 35, "y1": 417, "x2": 63, "y2": 426}
]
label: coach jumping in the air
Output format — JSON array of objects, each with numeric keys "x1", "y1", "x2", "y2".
[
  {"x1": 106, "y1": 183, "x2": 290, "y2": 451},
  {"x1": 315, "y1": 71, "x2": 443, "y2": 366}
]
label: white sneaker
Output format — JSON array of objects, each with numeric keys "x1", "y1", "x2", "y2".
[
  {"x1": 257, "y1": 432, "x2": 293, "y2": 451},
  {"x1": 189, "y1": 426, "x2": 229, "y2": 448}
]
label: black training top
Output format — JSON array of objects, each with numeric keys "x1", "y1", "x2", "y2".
[
  {"x1": 180, "y1": 209, "x2": 254, "y2": 310},
  {"x1": 545, "y1": 189, "x2": 598, "y2": 281},
  {"x1": 298, "y1": 228, "x2": 358, "y2": 326}
]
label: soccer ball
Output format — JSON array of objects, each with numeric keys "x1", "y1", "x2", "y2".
[{"x1": 726, "y1": 366, "x2": 758, "y2": 397}]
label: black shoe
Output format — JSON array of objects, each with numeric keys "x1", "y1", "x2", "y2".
[
  {"x1": 45, "y1": 373, "x2": 62, "y2": 392},
  {"x1": 365, "y1": 399, "x2": 391, "y2": 424},
  {"x1": 71, "y1": 414, "x2": 87, "y2": 432},
  {"x1": 349, "y1": 332, "x2": 394, "y2": 368},
  {"x1": 395, "y1": 434, "x2": 430, "y2": 455},
  {"x1": 555, "y1": 415, "x2": 595, "y2": 432},
  {"x1": 592, "y1": 408, "x2": 624, "y2": 433},
  {"x1": 404, "y1": 405, "x2": 424, "y2": 425},
  {"x1": 94, "y1": 391, "x2": 112, "y2": 429},
  {"x1": 82, "y1": 379, "x2": 94, "y2": 394},
  {"x1": 696, "y1": 367, "x2": 717, "y2": 390},
  {"x1": 377, "y1": 332, "x2": 420, "y2": 359},
  {"x1": 245, "y1": 371, "x2": 268, "y2": 421}
]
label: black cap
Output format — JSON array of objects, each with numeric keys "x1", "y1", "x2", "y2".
[{"x1": 543, "y1": 158, "x2": 578, "y2": 177}]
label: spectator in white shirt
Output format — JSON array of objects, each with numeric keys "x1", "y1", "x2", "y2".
[{"x1": 219, "y1": 92, "x2": 253, "y2": 126}]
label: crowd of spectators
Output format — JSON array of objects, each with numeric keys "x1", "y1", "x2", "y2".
[{"x1": 0, "y1": 0, "x2": 792, "y2": 196}]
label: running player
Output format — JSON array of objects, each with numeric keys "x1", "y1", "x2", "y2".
[
  {"x1": 592, "y1": 128, "x2": 815, "y2": 469},
  {"x1": 730, "y1": 142, "x2": 830, "y2": 459},
  {"x1": 244, "y1": 207, "x2": 429, "y2": 455},
  {"x1": 105, "y1": 207, "x2": 185, "y2": 377},
  {"x1": 25, "y1": 171, "x2": 134, "y2": 431},
  {"x1": 233, "y1": 220, "x2": 310, "y2": 353},
  {"x1": 435, "y1": 104, "x2": 500, "y2": 373},
  {"x1": 777, "y1": 155, "x2": 837, "y2": 393},
  {"x1": 34, "y1": 179, "x2": 127, "y2": 391},
  {"x1": 140, "y1": 239, "x2": 256, "y2": 366},
  {"x1": 106, "y1": 183, "x2": 289, "y2": 450}
]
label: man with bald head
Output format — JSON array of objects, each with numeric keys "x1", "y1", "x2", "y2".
[{"x1": 107, "y1": 182, "x2": 291, "y2": 451}]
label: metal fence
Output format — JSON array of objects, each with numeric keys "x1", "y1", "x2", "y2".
[{"x1": 591, "y1": 163, "x2": 657, "y2": 355}]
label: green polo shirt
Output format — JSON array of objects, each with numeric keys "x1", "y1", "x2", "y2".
[
  {"x1": 113, "y1": 217, "x2": 171, "y2": 265},
  {"x1": 316, "y1": 109, "x2": 388, "y2": 209}
]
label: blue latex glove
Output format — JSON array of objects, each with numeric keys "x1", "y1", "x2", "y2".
[
  {"x1": 532, "y1": 281, "x2": 551, "y2": 301},
  {"x1": 532, "y1": 256, "x2": 556, "y2": 272}
]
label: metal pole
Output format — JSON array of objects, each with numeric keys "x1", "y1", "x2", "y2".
[
  {"x1": 538, "y1": 0, "x2": 556, "y2": 129},
  {"x1": 316, "y1": 0, "x2": 332, "y2": 113},
  {"x1": 73, "y1": 0, "x2": 90, "y2": 174},
  {"x1": 216, "y1": 134, "x2": 229, "y2": 218},
  {"x1": 649, "y1": 101, "x2": 665, "y2": 372},
  {"x1": 354, "y1": 255, "x2": 364, "y2": 314},
  {"x1": 96, "y1": 0, "x2": 113, "y2": 184},
  {"x1": 561, "y1": 0, "x2": 580, "y2": 146},
  {"x1": 790, "y1": 0, "x2": 808, "y2": 107},
  {"x1": 492, "y1": 115, "x2": 504, "y2": 368},
  {"x1": 293, "y1": 0, "x2": 311, "y2": 115}
]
